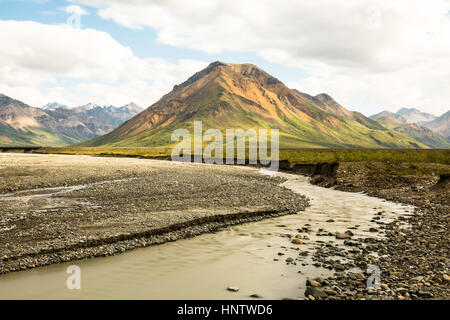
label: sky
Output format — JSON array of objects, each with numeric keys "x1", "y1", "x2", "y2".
[{"x1": 0, "y1": 0, "x2": 449, "y2": 116}]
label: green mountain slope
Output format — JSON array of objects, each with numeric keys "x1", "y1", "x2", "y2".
[{"x1": 82, "y1": 62, "x2": 427, "y2": 149}]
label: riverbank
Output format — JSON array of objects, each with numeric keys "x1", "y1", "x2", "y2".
[
  {"x1": 0, "y1": 153, "x2": 308, "y2": 275},
  {"x1": 1, "y1": 153, "x2": 448, "y2": 300},
  {"x1": 0, "y1": 168, "x2": 412, "y2": 299},
  {"x1": 301, "y1": 161, "x2": 450, "y2": 300}
]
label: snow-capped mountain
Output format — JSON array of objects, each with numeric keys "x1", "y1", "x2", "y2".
[{"x1": 42, "y1": 102, "x2": 68, "y2": 110}]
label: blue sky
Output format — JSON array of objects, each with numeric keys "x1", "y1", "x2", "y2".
[
  {"x1": 0, "y1": 0, "x2": 448, "y2": 116},
  {"x1": 0, "y1": 0, "x2": 306, "y2": 80}
]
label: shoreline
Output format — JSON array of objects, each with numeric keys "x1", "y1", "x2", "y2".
[
  {"x1": 302, "y1": 162, "x2": 450, "y2": 300},
  {"x1": 1, "y1": 153, "x2": 448, "y2": 300},
  {"x1": 0, "y1": 153, "x2": 308, "y2": 275},
  {"x1": 1, "y1": 208, "x2": 296, "y2": 275}
]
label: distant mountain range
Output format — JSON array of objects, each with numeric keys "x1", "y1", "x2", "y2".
[
  {"x1": 2, "y1": 62, "x2": 448, "y2": 149},
  {"x1": 419, "y1": 111, "x2": 449, "y2": 138},
  {"x1": 81, "y1": 61, "x2": 432, "y2": 149},
  {"x1": 390, "y1": 107, "x2": 449, "y2": 138},
  {"x1": 42, "y1": 102, "x2": 68, "y2": 110},
  {"x1": 0, "y1": 94, "x2": 143, "y2": 146},
  {"x1": 396, "y1": 108, "x2": 437, "y2": 124},
  {"x1": 370, "y1": 110, "x2": 450, "y2": 148}
]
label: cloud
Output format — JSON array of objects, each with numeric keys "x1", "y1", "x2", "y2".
[
  {"x1": 0, "y1": 20, "x2": 208, "y2": 108},
  {"x1": 75, "y1": 0, "x2": 450, "y2": 115},
  {"x1": 64, "y1": 5, "x2": 89, "y2": 16}
]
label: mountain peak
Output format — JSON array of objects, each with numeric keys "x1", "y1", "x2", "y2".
[
  {"x1": 119, "y1": 102, "x2": 143, "y2": 112},
  {"x1": 396, "y1": 107, "x2": 437, "y2": 123},
  {"x1": 315, "y1": 93, "x2": 336, "y2": 103},
  {"x1": 79, "y1": 62, "x2": 430, "y2": 149},
  {"x1": 172, "y1": 61, "x2": 281, "y2": 92},
  {"x1": 42, "y1": 102, "x2": 68, "y2": 110},
  {"x1": 372, "y1": 110, "x2": 395, "y2": 117},
  {"x1": 397, "y1": 107, "x2": 419, "y2": 113},
  {"x1": 370, "y1": 110, "x2": 409, "y2": 124},
  {"x1": 74, "y1": 103, "x2": 100, "y2": 112}
]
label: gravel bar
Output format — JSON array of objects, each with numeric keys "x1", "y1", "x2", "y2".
[{"x1": 0, "y1": 153, "x2": 308, "y2": 274}]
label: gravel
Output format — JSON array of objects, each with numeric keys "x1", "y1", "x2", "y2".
[
  {"x1": 302, "y1": 162, "x2": 449, "y2": 300},
  {"x1": 0, "y1": 153, "x2": 308, "y2": 274}
]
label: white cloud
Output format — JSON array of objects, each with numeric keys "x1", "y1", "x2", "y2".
[
  {"x1": 75, "y1": 0, "x2": 450, "y2": 115},
  {"x1": 0, "y1": 20, "x2": 208, "y2": 108},
  {"x1": 64, "y1": 5, "x2": 89, "y2": 16}
]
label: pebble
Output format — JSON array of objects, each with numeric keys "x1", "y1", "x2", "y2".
[{"x1": 335, "y1": 233, "x2": 351, "y2": 240}]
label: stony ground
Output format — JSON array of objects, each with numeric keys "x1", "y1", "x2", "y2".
[
  {"x1": 0, "y1": 153, "x2": 308, "y2": 274},
  {"x1": 303, "y1": 161, "x2": 450, "y2": 300},
  {"x1": 1, "y1": 154, "x2": 448, "y2": 300}
]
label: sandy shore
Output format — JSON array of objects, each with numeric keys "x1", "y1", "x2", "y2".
[{"x1": 0, "y1": 153, "x2": 308, "y2": 274}]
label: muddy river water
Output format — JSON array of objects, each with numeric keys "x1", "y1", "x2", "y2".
[{"x1": 0, "y1": 168, "x2": 412, "y2": 299}]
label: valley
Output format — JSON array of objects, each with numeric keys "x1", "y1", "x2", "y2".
[{"x1": 0, "y1": 152, "x2": 448, "y2": 300}]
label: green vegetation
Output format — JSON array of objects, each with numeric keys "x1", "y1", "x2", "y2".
[
  {"x1": 34, "y1": 147, "x2": 173, "y2": 158},
  {"x1": 0, "y1": 126, "x2": 76, "y2": 147},
  {"x1": 278, "y1": 148, "x2": 450, "y2": 164},
  {"x1": 78, "y1": 63, "x2": 431, "y2": 150},
  {"x1": 368, "y1": 165, "x2": 450, "y2": 177},
  {"x1": 34, "y1": 147, "x2": 450, "y2": 165}
]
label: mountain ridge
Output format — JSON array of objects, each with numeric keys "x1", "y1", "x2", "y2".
[
  {"x1": 420, "y1": 111, "x2": 450, "y2": 138},
  {"x1": 370, "y1": 110, "x2": 450, "y2": 148},
  {"x1": 81, "y1": 61, "x2": 429, "y2": 149},
  {"x1": 0, "y1": 94, "x2": 143, "y2": 146},
  {"x1": 396, "y1": 107, "x2": 437, "y2": 124}
]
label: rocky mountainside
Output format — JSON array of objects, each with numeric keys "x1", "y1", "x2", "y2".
[
  {"x1": 420, "y1": 111, "x2": 450, "y2": 138},
  {"x1": 82, "y1": 61, "x2": 427, "y2": 149},
  {"x1": 396, "y1": 108, "x2": 437, "y2": 124},
  {"x1": 0, "y1": 94, "x2": 143, "y2": 146},
  {"x1": 370, "y1": 111, "x2": 450, "y2": 148},
  {"x1": 42, "y1": 102, "x2": 68, "y2": 110}
]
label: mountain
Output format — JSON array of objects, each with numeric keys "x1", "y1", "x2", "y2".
[
  {"x1": 42, "y1": 102, "x2": 68, "y2": 110},
  {"x1": 420, "y1": 111, "x2": 450, "y2": 138},
  {"x1": 72, "y1": 102, "x2": 99, "y2": 112},
  {"x1": 0, "y1": 94, "x2": 143, "y2": 146},
  {"x1": 81, "y1": 61, "x2": 428, "y2": 149},
  {"x1": 396, "y1": 107, "x2": 437, "y2": 124},
  {"x1": 118, "y1": 102, "x2": 144, "y2": 114},
  {"x1": 58, "y1": 103, "x2": 146, "y2": 138},
  {"x1": 370, "y1": 111, "x2": 450, "y2": 148},
  {"x1": 371, "y1": 111, "x2": 408, "y2": 124},
  {"x1": 0, "y1": 94, "x2": 72, "y2": 146}
]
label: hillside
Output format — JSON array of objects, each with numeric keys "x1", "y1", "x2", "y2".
[
  {"x1": 0, "y1": 94, "x2": 143, "y2": 146},
  {"x1": 370, "y1": 111, "x2": 450, "y2": 148},
  {"x1": 420, "y1": 111, "x2": 450, "y2": 138},
  {"x1": 396, "y1": 108, "x2": 437, "y2": 123},
  {"x1": 82, "y1": 62, "x2": 427, "y2": 149}
]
